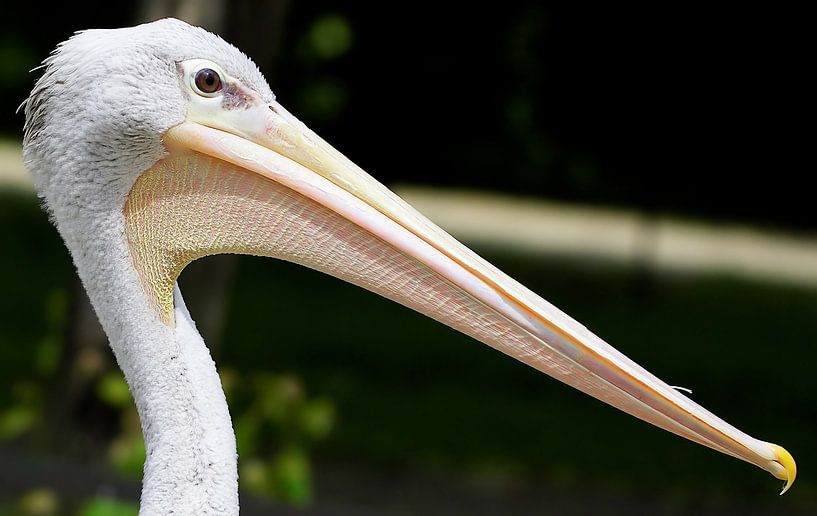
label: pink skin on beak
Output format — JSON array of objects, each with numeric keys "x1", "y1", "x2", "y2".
[{"x1": 133, "y1": 69, "x2": 795, "y2": 492}]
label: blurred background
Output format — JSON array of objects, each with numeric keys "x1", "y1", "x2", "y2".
[{"x1": 0, "y1": 1, "x2": 813, "y2": 514}]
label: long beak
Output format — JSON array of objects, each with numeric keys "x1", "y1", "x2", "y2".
[{"x1": 137, "y1": 90, "x2": 794, "y2": 492}]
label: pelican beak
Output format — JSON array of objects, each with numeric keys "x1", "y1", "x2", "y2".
[{"x1": 123, "y1": 81, "x2": 794, "y2": 493}]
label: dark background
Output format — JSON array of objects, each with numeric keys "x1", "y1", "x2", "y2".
[
  {"x1": 1, "y1": 3, "x2": 811, "y2": 228},
  {"x1": 0, "y1": 2, "x2": 813, "y2": 515}
]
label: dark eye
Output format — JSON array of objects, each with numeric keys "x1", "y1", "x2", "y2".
[{"x1": 194, "y1": 68, "x2": 222, "y2": 95}]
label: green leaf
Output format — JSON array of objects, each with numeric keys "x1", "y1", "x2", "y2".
[
  {"x1": 239, "y1": 457, "x2": 268, "y2": 493},
  {"x1": 16, "y1": 489, "x2": 59, "y2": 516},
  {"x1": 79, "y1": 497, "x2": 137, "y2": 516},
  {"x1": 96, "y1": 372, "x2": 132, "y2": 407},
  {"x1": 0, "y1": 405, "x2": 36, "y2": 440},
  {"x1": 34, "y1": 336, "x2": 59, "y2": 375},
  {"x1": 271, "y1": 446, "x2": 311, "y2": 505},
  {"x1": 308, "y1": 14, "x2": 353, "y2": 60},
  {"x1": 298, "y1": 398, "x2": 335, "y2": 440},
  {"x1": 109, "y1": 435, "x2": 146, "y2": 477}
]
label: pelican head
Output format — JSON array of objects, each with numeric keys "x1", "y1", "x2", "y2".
[{"x1": 22, "y1": 18, "x2": 794, "y2": 513}]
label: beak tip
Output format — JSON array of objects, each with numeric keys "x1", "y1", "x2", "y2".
[{"x1": 768, "y1": 443, "x2": 796, "y2": 495}]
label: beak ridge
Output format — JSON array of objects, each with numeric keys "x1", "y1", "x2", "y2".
[{"x1": 157, "y1": 96, "x2": 795, "y2": 491}]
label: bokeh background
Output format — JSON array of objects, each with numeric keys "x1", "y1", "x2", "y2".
[{"x1": 0, "y1": 1, "x2": 813, "y2": 514}]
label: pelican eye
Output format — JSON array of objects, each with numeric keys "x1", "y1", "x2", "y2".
[{"x1": 193, "y1": 68, "x2": 222, "y2": 96}]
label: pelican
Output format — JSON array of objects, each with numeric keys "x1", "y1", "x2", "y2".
[{"x1": 22, "y1": 18, "x2": 794, "y2": 514}]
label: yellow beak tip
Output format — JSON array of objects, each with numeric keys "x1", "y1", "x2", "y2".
[{"x1": 768, "y1": 443, "x2": 796, "y2": 495}]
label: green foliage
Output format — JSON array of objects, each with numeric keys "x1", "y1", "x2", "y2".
[
  {"x1": 0, "y1": 196, "x2": 70, "y2": 441},
  {"x1": 240, "y1": 447, "x2": 312, "y2": 506},
  {"x1": 0, "y1": 196, "x2": 70, "y2": 443},
  {"x1": 0, "y1": 403, "x2": 38, "y2": 440},
  {"x1": 34, "y1": 289, "x2": 67, "y2": 375},
  {"x1": 298, "y1": 398, "x2": 334, "y2": 441},
  {"x1": 303, "y1": 14, "x2": 353, "y2": 61},
  {"x1": 269, "y1": 446, "x2": 311, "y2": 504},
  {"x1": 108, "y1": 427, "x2": 147, "y2": 479},
  {"x1": 226, "y1": 370, "x2": 335, "y2": 506},
  {"x1": 0, "y1": 381, "x2": 42, "y2": 440},
  {"x1": 1, "y1": 491, "x2": 137, "y2": 516},
  {"x1": 292, "y1": 13, "x2": 353, "y2": 122},
  {"x1": 79, "y1": 497, "x2": 137, "y2": 516},
  {"x1": 95, "y1": 373, "x2": 145, "y2": 478},
  {"x1": 96, "y1": 372, "x2": 133, "y2": 408},
  {"x1": 87, "y1": 367, "x2": 335, "y2": 505},
  {"x1": 13, "y1": 489, "x2": 59, "y2": 516}
]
